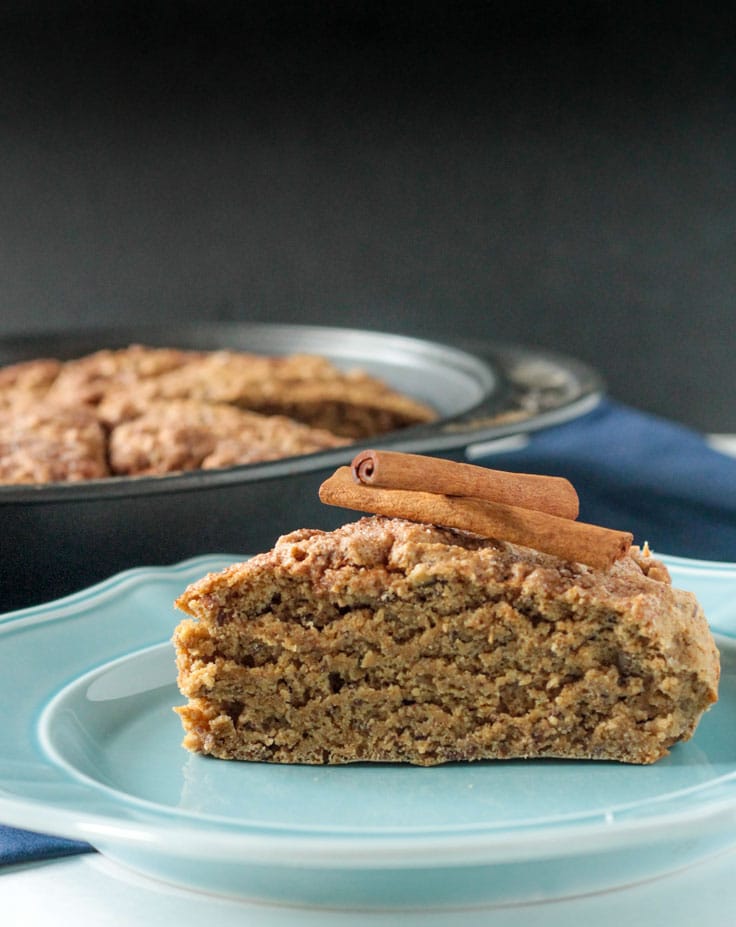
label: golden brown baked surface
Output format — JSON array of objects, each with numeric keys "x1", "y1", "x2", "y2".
[
  {"x1": 0, "y1": 405, "x2": 109, "y2": 484},
  {"x1": 173, "y1": 517, "x2": 720, "y2": 766},
  {"x1": 108, "y1": 399, "x2": 348, "y2": 475},
  {"x1": 0, "y1": 358, "x2": 64, "y2": 411},
  {"x1": 0, "y1": 345, "x2": 436, "y2": 484},
  {"x1": 44, "y1": 345, "x2": 201, "y2": 408},
  {"x1": 96, "y1": 349, "x2": 435, "y2": 438}
]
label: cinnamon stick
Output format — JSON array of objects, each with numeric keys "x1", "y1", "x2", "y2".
[
  {"x1": 351, "y1": 449, "x2": 579, "y2": 520},
  {"x1": 320, "y1": 467, "x2": 632, "y2": 570}
]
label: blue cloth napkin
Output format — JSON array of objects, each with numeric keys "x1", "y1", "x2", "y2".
[
  {"x1": 471, "y1": 398, "x2": 736, "y2": 561},
  {"x1": 3, "y1": 398, "x2": 735, "y2": 866},
  {"x1": 0, "y1": 825, "x2": 93, "y2": 866}
]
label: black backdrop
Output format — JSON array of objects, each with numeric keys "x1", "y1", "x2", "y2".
[{"x1": 1, "y1": 1, "x2": 734, "y2": 431}]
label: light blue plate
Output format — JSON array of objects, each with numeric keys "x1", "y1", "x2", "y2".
[{"x1": 1, "y1": 553, "x2": 735, "y2": 910}]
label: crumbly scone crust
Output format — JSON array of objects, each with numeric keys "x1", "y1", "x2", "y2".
[
  {"x1": 44, "y1": 345, "x2": 201, "y2": 408},
  {"x1": 96, "y1": 350, "x2": 436, "y2": 437},
  {"x1": 173, "y1": 517, "x2": 720, "y2": 766},
  {"x1": 0, "y1": 405, "x2": 109, "y2": 483},
  {"x1": 0, "y1": 358, "x2": 64, "y2": 412},
  {"x1": 108, "y1": 399, "x2": 348, "y2": 475}
]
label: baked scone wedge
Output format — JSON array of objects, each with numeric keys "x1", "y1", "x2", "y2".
[
  {"x1": 108, "y1": 399, "x2": 348, "y2": 475},
  {"x1": 0, "y1": 404, "x2": 109, "y2": 484},
  {"x1": 173, "y1": 516, "x2": 719, "y2": 766}
]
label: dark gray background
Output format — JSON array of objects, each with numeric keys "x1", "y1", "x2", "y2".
[{"x1": 1, "y1": 2, "x2": 734, "y2": 431}]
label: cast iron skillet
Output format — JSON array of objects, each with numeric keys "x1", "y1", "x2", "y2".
[{"x1": 0, "y1": 323, "x2": 603, "y2": 609}]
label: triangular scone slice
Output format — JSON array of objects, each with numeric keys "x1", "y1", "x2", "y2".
[
  {"x1": 173, "y1": 517, "x2": 719, "y2": 766},
  {"x1": 108, "y1": 399, "x2": 348, "y2": 475}
]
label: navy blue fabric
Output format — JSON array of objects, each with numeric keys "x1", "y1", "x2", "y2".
[
  {"x1": 473, "y1": 399, "x2": 736, "y2": 561},
  {"x1": 3, "y1": 398, "x2": 735, "y2": 866},
  {"x1": 0, "y1": 825, "x2": 93, "y2": 865}
]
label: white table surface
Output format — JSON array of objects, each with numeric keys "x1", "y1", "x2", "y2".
[{"x1": 4, "y1": 434, "x2": 736, "y2": 926}]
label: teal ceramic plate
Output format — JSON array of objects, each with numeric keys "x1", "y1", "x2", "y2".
[{"x1": 1, "y1": 554, "x2": 735, "y2": 910}]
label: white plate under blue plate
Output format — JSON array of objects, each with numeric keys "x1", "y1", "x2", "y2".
[{"x1": 1, "y1": 553, "x2": 735, "y2": 910}]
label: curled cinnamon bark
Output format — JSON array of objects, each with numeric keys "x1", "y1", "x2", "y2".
[
  {"x1": 352, "y1": 449, "x2": 579, "y2": 520},
  {"x1": 321, "y1": 465, "x2": 632, "y2": 570}
]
